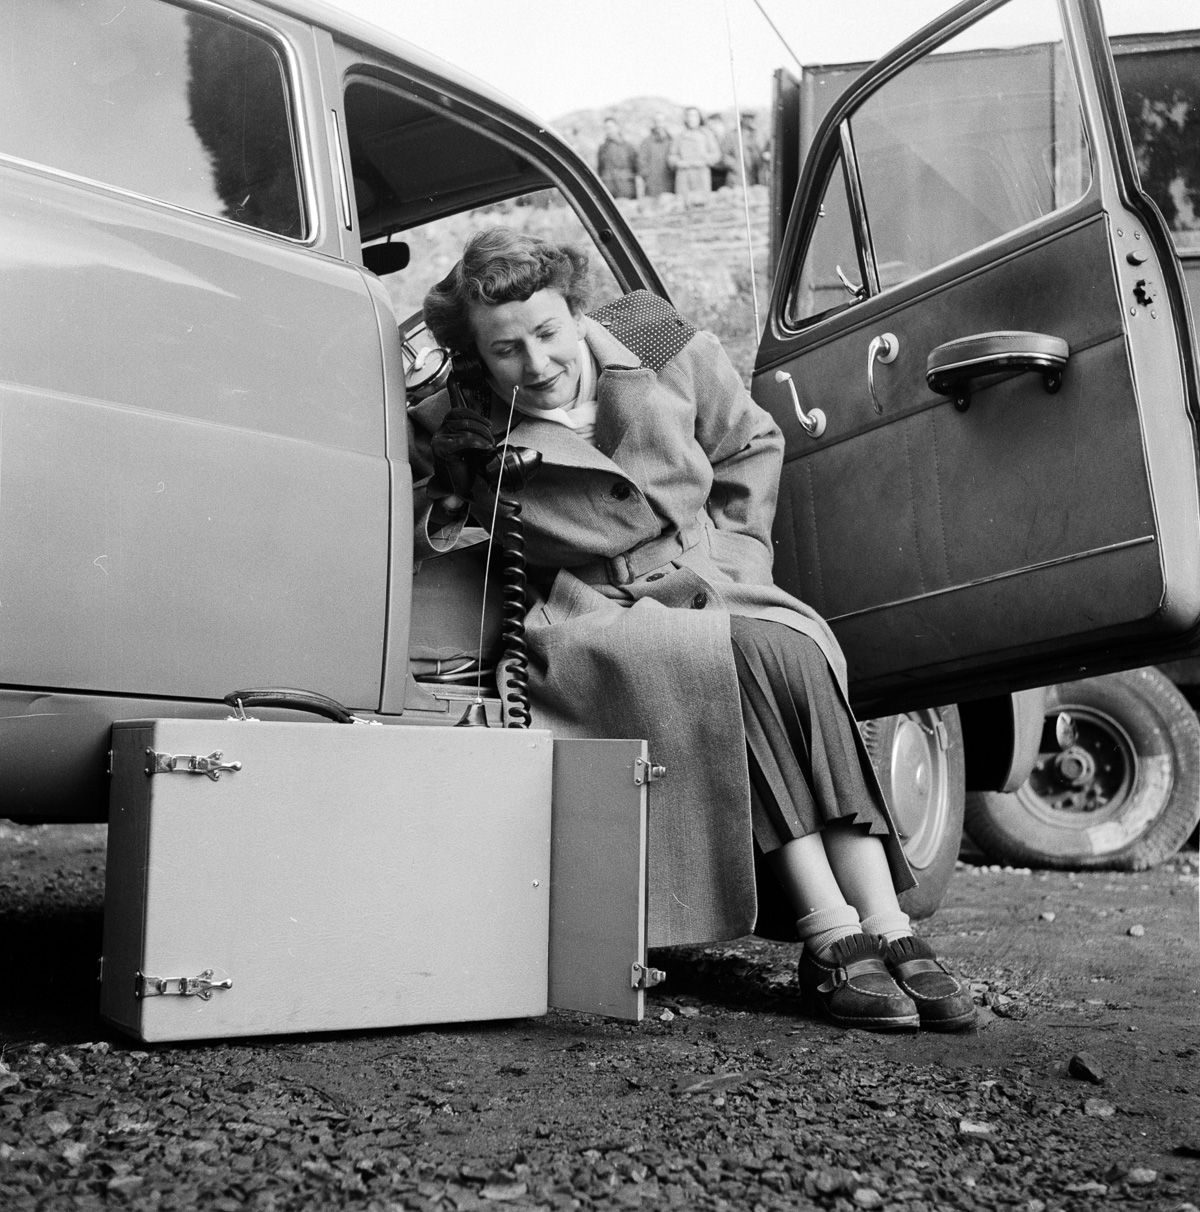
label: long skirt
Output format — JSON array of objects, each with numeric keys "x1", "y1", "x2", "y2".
[{"x1": 728, "y1": 616, "x2": 902, "y2": 937}]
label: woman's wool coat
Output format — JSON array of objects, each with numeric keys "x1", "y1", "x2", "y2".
[{"x1": 409, "y1": 292, "x2": 911, "y2": 947}]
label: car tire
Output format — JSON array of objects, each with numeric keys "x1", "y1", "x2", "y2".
[
  {"x1": 860, "y1": 705, "x2": 965, "y2": 920},
  {"x1": 964, "y1": 667, "x2": 1200, "y2": 871}
]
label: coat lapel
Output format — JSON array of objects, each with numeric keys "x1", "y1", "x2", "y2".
[{"x1": 583, "y1": 317, "x2": 658, "y2": 461}]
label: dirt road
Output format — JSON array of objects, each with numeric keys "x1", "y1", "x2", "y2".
[{"x1": 1, "y1": 822, "x2": 1196, "y2": 1211}]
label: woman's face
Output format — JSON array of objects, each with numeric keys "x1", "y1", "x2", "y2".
[{"x1": 468, "y1": 288, "x2": 585, "y2": 412}]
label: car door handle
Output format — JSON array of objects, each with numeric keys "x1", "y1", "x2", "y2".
[
  {"x1": 867, "y1": 332, "x2": 899, "y2": 415},
  {"x1": 774, "y1": 370, "x2": 826, "y2": 438},
  {"x1": 926, "y1": 331, "x2": 1069, "y2": 411}
]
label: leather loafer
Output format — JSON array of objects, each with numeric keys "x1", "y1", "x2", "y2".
[
  {"x1": 883, "y1": 935, "x2": 977, "y2": 1032},
  {"x1": 798, "y1": 933, "x2": 920, "y2": 1033}
]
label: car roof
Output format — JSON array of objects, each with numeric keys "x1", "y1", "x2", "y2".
[{"x1": 257, "y1": 0, "x2": 548, "y2": 126}]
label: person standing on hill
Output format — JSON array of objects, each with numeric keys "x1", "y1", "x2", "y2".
[
  {"x1": 706, "y1": 113, "x2": 739, "y2": 190},
  {"x1": 736, "y1": 111, "x2": 767, "y2": 186},
  {"x1": 596, "y1": 116, "x2": 638, "y2": 200},
  {"x1": 638, "y1": 113, "x2": 674, "y2": 200},
  {"x1": 668, "y1": 106, "x2": 720, "y2": 203}
]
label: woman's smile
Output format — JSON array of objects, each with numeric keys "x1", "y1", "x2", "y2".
[{"x1": 468, "y1": 289, "x2": 585, "y2": 412}]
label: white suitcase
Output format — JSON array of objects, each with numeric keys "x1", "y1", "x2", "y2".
[{"x1": 101, "y1": 716, "x2": 655, "y2": 1042}]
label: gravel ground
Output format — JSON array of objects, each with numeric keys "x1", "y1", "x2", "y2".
[{"x1": 1, "y1": 823, "x2": 1197, "y2": 1211}]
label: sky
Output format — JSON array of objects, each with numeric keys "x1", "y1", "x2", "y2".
[{"x1": 321, "y1": 0, "x2": 1198, "y2": 122}]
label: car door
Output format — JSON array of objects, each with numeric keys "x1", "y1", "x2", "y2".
[
  {"x1": 755, "y1": 0, "x2": 1200, "y2": 718},
  {"x1": 0, "y1": 0, "x2": 390, "y2": 714}
]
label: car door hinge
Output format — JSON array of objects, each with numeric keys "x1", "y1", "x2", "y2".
[
  {"x1": 633, "y1": 757, "x2": 666, "y2": 786},
  {"x1": 135, "y1": 969, "x2": 232, "y2": 1001},
  {"x1": 631, "y1": 962, "x2": 666, "y2": 990}
]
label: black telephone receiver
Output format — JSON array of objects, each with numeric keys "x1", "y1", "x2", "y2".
[
  {"x1": 446, "y1": 353, "x2": 541, "y2": 491},
  {"x1": 446, "y1": 352, "x2": 491, "y2": 417}
]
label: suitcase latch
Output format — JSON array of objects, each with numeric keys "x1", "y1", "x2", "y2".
[
  {"x1": 145, "y1": 749, "x2": 242, "y2": 781},
  {"x1": 135, "y1": 969, "x2": 233, "y2": 1001}
]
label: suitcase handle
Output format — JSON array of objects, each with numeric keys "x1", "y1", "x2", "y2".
[{"x1": 223, "y1": 688, "x2": 356, "y2": 724}]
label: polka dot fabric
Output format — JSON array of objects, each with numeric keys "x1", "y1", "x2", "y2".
[{"x1": 589, "y1": 290, "x2": 697, "y2": 374}]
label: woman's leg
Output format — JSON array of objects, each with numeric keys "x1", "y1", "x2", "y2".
[
  {"x1": 767, "y1": 823, "x2": 906, "y2": 929},
  {"x1": 820, "y1": 820, "x2": 912, "y2": 940},
  {"x1": 766, "y1": 830, "x2": 919, "y2": 1032}
]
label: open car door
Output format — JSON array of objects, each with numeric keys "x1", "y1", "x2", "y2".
[{"x1": 755, "y1": 0, "x2": 1200, "y2": 719}]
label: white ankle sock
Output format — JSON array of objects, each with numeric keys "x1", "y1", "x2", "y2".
[
  {"x1": 860, "y1": 909, "x2": 912, "y2": 943},
  {"x1": 795, "y1": 904, "x2": 861, "y2": 958}
]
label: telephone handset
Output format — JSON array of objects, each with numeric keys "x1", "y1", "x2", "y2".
[
  {"x1": 445, "y1": 355, "x2": 541, "y2": 491},
  {"x1": 445, "y1": 352, "x2": 491, "y2": 416}
]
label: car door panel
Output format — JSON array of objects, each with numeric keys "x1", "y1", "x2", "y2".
[
  {"x1": 0, "y1": 164, "x2": 391, "y2": 707},
  {"x1": 759, "y1": 0, "x2": 1200, "y2": 716}
]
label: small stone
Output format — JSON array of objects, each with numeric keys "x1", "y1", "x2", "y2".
[
  {"x1": 678, "y1": 1006, "x2": 700, "y2": 1018},
  {"x1": 1084, "y1": 1098, "x2": 1116, "y2": 1118},
  {"x1": 107, "y1": 1175, "x2": 145, "y2": 1200},
  {"x1": 60, "y1": 1141, "x2": 89, "y2": 1165},
  {"x1": 42, "y1": 1111, "x2": 72, "y2": 1137},
  {"x1": 959, "y1": 1119, "x2": 994, "y2": 1136},
  {"x1": 1022, "y1": 1201, "x2": 1046, "y2": 1212},
  {"x1": 0, "y1": 1065, "x2": 21, "y2": 1094},
  {"x1": 1125, "y1": 1168, "x2": 1157, "y2": 1185},
  {"x1": 658, "y1": 1009, "x2": 675, "y2": 1022},
  {"x1": 814, "y1": 1168, "x2": 846, "y2": 1195},
  {"x1": 852, "y1": 1189, "x2": 884, "y2": 1208},
  {"x1": 1039, "y1": 911, "x2": 1056, "y2": 922},
  {"x1": 1127, "y1": 924, "x2": 1145, "y2": 937},
  {"x1": 1065, "y1": 1181, "x2": 1108, "y2": 1195},
  {"x1": 1068, "y1": 1052, "x2": 1105, "y2": 1083},
  {"x1": 481, "y1": 1180, "x2": 528, "y2": 1201}
]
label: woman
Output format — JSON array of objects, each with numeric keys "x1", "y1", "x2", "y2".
[
  {"x1": 666, "y1": 106, "x2": 719, "y2": 203},
  {"x1": 411, "y1": 227, "x2": 975, "y2": 1034}
]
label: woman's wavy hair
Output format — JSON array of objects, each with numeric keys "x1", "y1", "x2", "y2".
[{"x1": 423, "y1": 227, "x2": 590, "y2": 358}]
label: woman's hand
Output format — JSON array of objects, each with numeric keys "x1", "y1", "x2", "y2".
[{"x1": 430, "y1": 407, "x2": 496, "y2": 502}]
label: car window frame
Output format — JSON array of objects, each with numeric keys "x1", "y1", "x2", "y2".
[{"x1": 774, "y1": 0, "x2": 1103, "y2": 339}]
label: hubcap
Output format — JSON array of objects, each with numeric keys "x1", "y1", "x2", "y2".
[{"x1": 888, "y1": 710, "x2": 950, "y2": 869}]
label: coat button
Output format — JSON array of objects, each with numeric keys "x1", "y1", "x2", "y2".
[
  {"x1": 645, "y1": 572, "x2": 665, "y2": 582},
  {"x1": 610, "y1": 482, "x2": 631, "y2": 501},
  {"x1": 691, "y1": 592, "x2": 708, "y2": 609}
]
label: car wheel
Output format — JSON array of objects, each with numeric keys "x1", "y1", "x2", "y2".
[
  {"x1": 861, "y1": 705, "x2": 965, "y2": 920},
  {"x1": 964, "y1": 667, "x2": 1200, "y2": 871}
]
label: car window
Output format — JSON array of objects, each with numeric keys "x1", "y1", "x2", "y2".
[
  {"x1": 1112, "y1": 35, "x2": 1200, "y2": 258},
  {"x1": 0, "y1": 0, "x2": 305, "y2": 239},
  {"x1": 788, "y1": 154, "x2": 863, "y2": 322},
  {"x1": 789, "y1": 0, "x2": 1092, "y2": 325},
  {"x1": 343, "y1": 78, "x2": 622, "y2": 344}
]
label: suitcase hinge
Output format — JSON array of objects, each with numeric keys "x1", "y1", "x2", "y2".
[
  {"x1": 631, "y1": 961, "x2": 666, "y2": 990},
  {"x1": 145, "y1": 749, "x2": 242, "y2": 781},
  {"x1": 135, "y1": 969, "x2": 232, "y2": 1001},
  {"x1": 633, "y1": 757, "x2": 666, "y2": 786}
]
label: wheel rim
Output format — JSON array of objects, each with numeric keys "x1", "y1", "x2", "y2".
[
  {"x1": 1020, "y1": 704, "x2": 1137, "y2": 825},
  {"x1": 888, "y1": 710, "x2": 951, "y2": 870}
]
